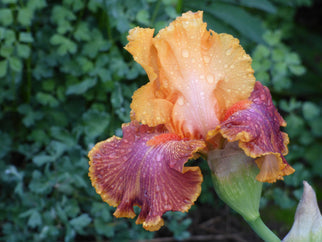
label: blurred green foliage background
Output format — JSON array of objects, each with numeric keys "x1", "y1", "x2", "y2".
[{"x1": 0, "y1": 0, "x2": 321, "y2": 241}]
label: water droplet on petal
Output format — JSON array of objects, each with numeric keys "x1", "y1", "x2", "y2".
[
  {"x1": 164, "y1": 204, "x2": 171, "y2": 210},
  {"x1": 156, "y1": 154, "x2": 162, "y2": 162},
  {"x1": 206, "y1": 74, "x2": 214, "y2": 84},
  {"x1": 204, "y1": 56, "x2": 210, "y2": 64},
  {"x1": 226, "y1": 48, "x2": 233, "y2": 56},
  {"x1": 177, "y1": 97, "x2": 185, "y2": 106},
  {"x1": 260, "y1": 94, "x2": 266, "y2": 101},
  {"x1": 182, "y1": 49, "x2": 189, "y2": 58}
]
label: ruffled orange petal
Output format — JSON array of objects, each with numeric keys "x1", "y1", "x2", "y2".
[
  {"x1": 126, "y1": 11, "x2": 255, "y2": 139},
  {"x1": 130, "y1": 82, "x2": 173, "y2": 126},
  {"x1": 124, "y1": 27, "x2": 157, "y2": 82},
  {"x1": 88, "y1": 121, "x2": 205, "y2": 231},
  {"x1": 212, "y1": 82, "x2": 294, "y2": 183}
]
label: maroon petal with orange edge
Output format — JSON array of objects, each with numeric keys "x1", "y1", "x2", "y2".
[
  {"x1": 213, "y1": 81, "x2": 294, "y2": 183},
  {"x1": 88, "y1": 121, "x2": 205, "y2": 231}
]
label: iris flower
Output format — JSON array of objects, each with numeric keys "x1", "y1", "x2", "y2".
[{"x1": 88, "y1": 11, "x2": 294, "y2": 231}]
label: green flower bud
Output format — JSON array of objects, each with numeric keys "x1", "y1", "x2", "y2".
[{"x1": 208, "y1": 142, "x2": 262, "y2": 221}]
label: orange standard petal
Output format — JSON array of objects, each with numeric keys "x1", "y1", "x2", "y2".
[
  {"x1": 211, "y1": 82, "x2": 295, "y2": 183},
  {"x1": 88, "y1": 121, "x2": 205, "y2": 231},
  {"x1": 125, "y1": 11, "x2": 255, "y2": 139}
]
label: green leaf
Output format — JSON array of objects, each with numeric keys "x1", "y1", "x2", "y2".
[
  {"x1": 51, "y1": 6, "x2": 76, "y2": 34},
  {"x1": 74, "y1": 22, "x2": 91, "y2": 41},
  {"x1": 0, "y1": 45, "x2": 14, "y2": 58},
  {"x1": 36, "y1": 92, "x2": 59, "y2": 107},
  {"x1": 286, "y1": 113, "x2": 305, "y2": 138},
  {"x1": 263, "y1": 30, "x2": 282, "y2": 46},
  {"x1": 165, "y1": 6, "x2": 178, "y2": 18},
  {"x1": 81, "y1": 110, "x2": 110, "y2": 142},
  {"x1": 33, "y1": 154, "x2": 54, "y2": 166},
  {"x1": 28, "y1": 210, "x2": 42, "y2": 228},
  {"x1": 4, "y1": 29, "x2": 16, "y2": 44},
  {"x1": 50, "y1": 127, "x2": 77, "y2": 147},
  {"x1": 91, "y1": 203, "x2": 112, "y2": 222},
  {"x1": 0, "y1": 27, "x2": 5, "y2": 40},
  {"x1": 17, "y1": 104, "x2": 43, "y2": 127},
  {"x1": 0, "y1": 131, "x2": 12, "y2": 159},
  {"x1": 206, "y1": 2, "x2": 265, "y2": 43},
  {"x1": 70, "y1": 214, "x2": 92, "y2": 233},
  {"x1": 273, "y1": 188, "x2": 296, "y2": 209},
  {"x1": 286, "y1": 52, "x2": 301, "y2": 65},
  {"x1": 220, "y1": 0, "x2": 276, "y2": 13},
  {"x1": 302, "y1": 102, "x2": 320, "y2": 121},
  {"x1": 88, "y1": 0, "x2": 101, "y2": 12},
  {"x1": 0, "y1": 60, "x2": 8, "y2": 78},
  {"x1": 19, "y1": 32, "x2": 34, "y2": 43},
  {"x1": 29, "y1": 170, "x2": 53, "y2": 194},
  {"x1": 9, "y1": 57, "x2": 23, "y2": 72},
  {"x1": 289, "y1": 65, "x2": 306, "y2": 76},
  {"x1": 310, "y1": 118, "x2": 322, "y2": 137},
  {"x1": 27, "y1": 0, "x2": 47, "y2": 11},
  {"x1": 17, "y1": 43, "x2": 31, "y2": 58},
  {"x1": 64, "y1": 0, "x2": 85, "y2": 12},
  {"x1": 94, "y1": 218, "x2": 115, "y2": 237},
  {"x1": 136, "y1": 9, "x2": 150, "y2": 26},
  {"x1": 2, "y1": 0, "x2": 17, "y2": 3},
  {"x1": 253, "y1": 44, "x2": 270, "y2": 59},
  {"x1": 272, "y1": 49, "x2": 285, "y2": 62},
  {"x1": 284, "y1": 164, "x2": 310, "y2": 186},
  {"x1": 50, "y1": 34, "x2": 77, "y2": 55},
  {"x1": 0, "y1": 9, "x2": 13, "y2": 26},
  {"x1": 17, "y1": 7, "x2": 34, "y2": 26},
  {"x1": 111, "y1": 83, "x2": 124, "y2": 108},
  {"x1": 66, "y1": 78, "x2": 97, "y2": 95},
  {"x1": 47, "y1": 141, "x2": 67, "y2": 158}
]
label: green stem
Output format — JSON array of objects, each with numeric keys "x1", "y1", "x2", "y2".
[{"x1": 245, "y1": 216, "x2": 281, "y2": 242}]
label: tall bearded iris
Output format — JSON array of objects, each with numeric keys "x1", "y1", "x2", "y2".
[{"x1": 88, "y1": 11, "x2": 294, "y2": 232}]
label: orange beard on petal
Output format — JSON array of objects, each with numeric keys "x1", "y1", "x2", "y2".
[{"x1": 125, "y1": 11, "x2": 255, "y2": 139}]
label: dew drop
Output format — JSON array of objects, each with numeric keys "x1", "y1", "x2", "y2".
[
  {"x1": 260, "y1": 94, "x2": 266, "y2": 101},
  {"x1": 168, "y1": 25, "x2": 174, "y2": 31},
  {"x1": 226, "y1": 48, "x2": 233, "y2": 56},
  {"x1": 203, "y1": 56, "x2": 210, "y2": 64},
  {"x1": 156, "y1": 185, "x2": 161, "y2": 192},
  {"x1": 177, "y1": 97, "x2": 185, "y2": 106},
  {"x1": 206, "y1": 74, "x2": 214, "y2": 84},
  {"x1": 156, "y1": 154, "x2": 162, "y2": 162},
  {"x1": 182, "y1": 49, "x2": 189, "y2": 58},
  {"x1": 164, "y1": 204, "x2": 171, "y2": 210},
  {"x1": 109, "y1": 153, "x2": 117, "y2": 159}
]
